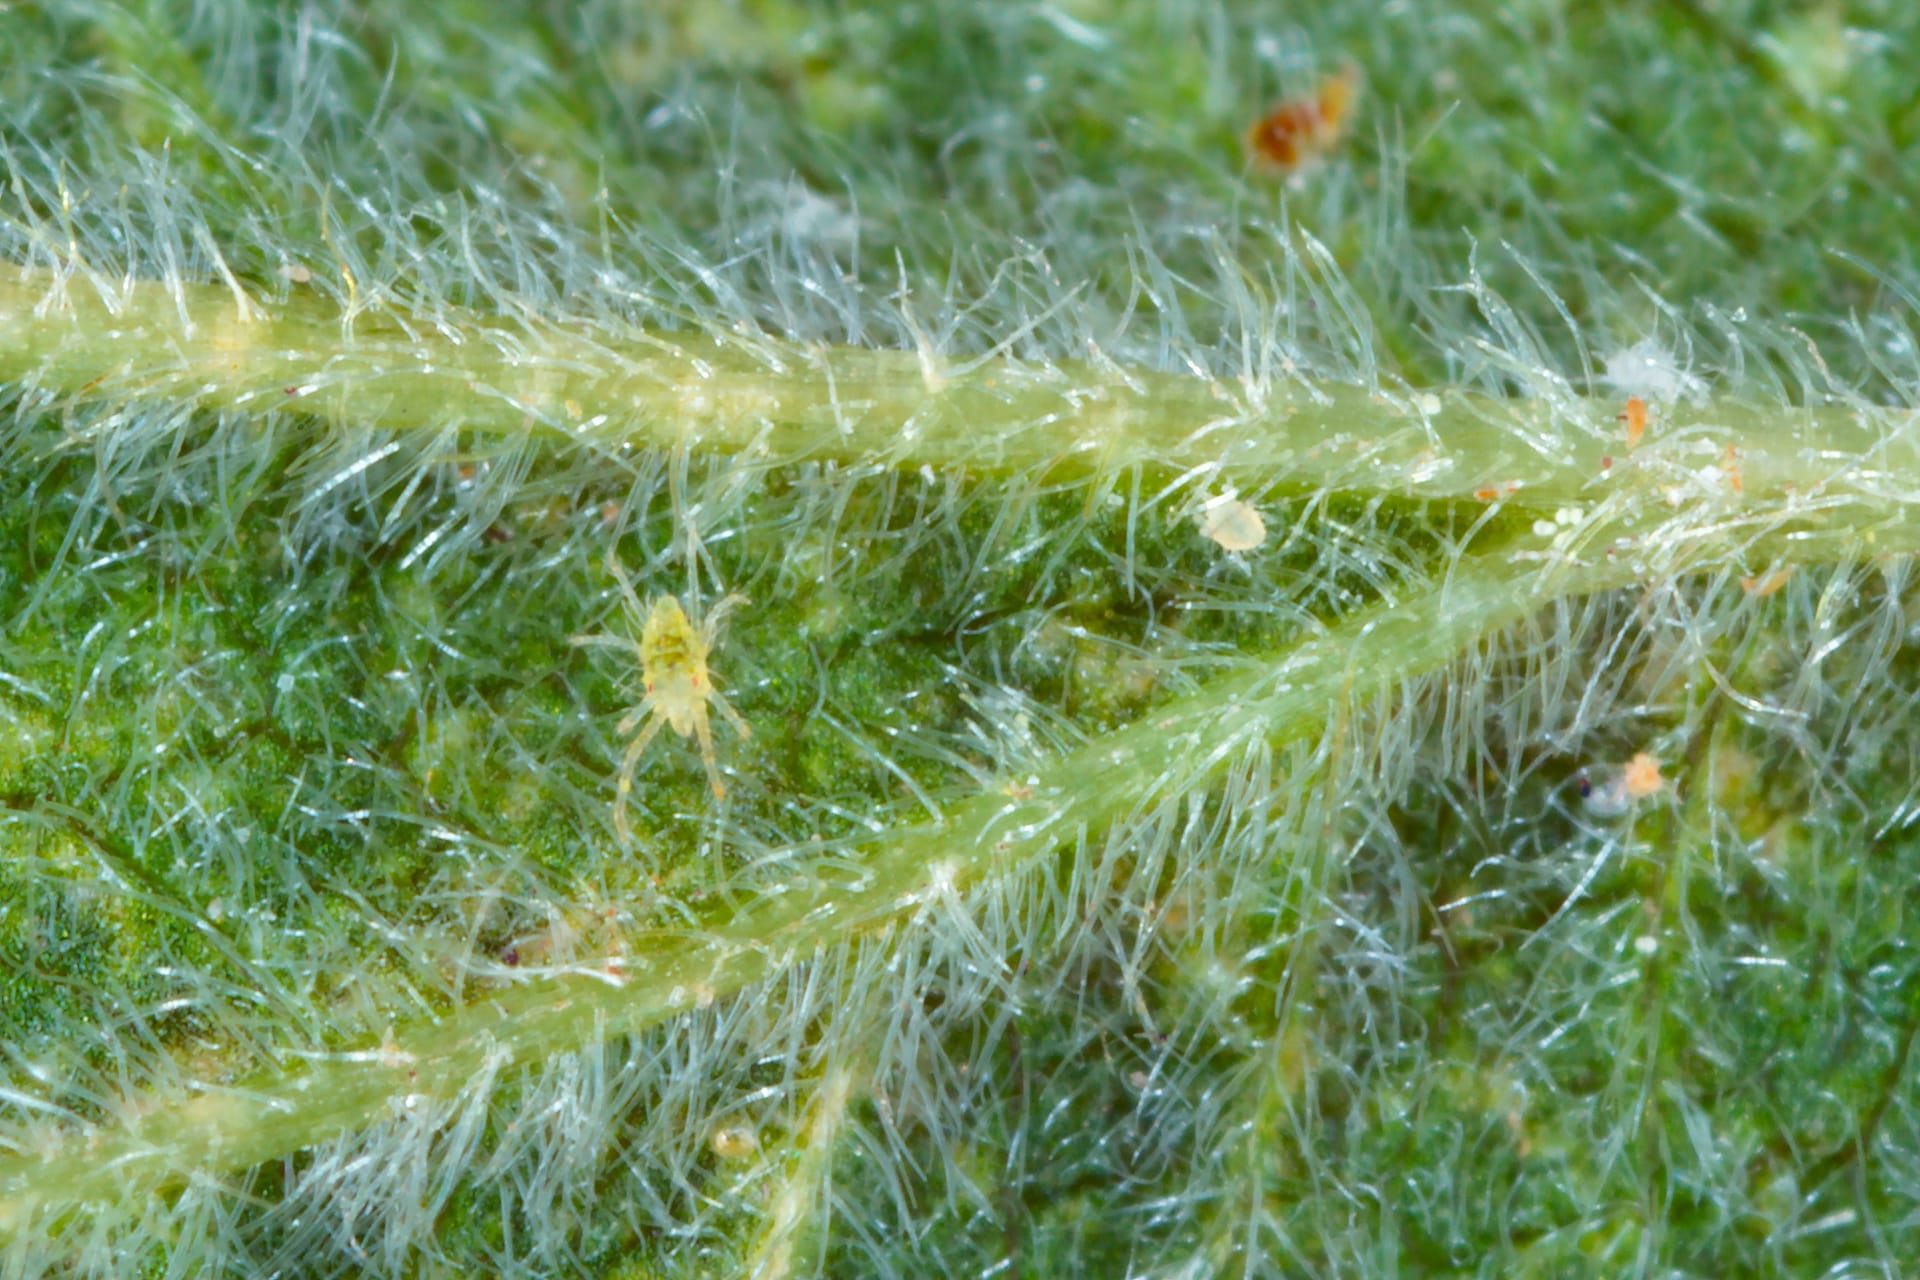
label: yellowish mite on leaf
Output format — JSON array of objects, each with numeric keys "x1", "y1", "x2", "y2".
[
  {"x1": 1741, "y1": 566, "x2": 1794, "y2": 597},
  {"x1": 709, "y1": 1123, "x2": 760, "y2": 1161},
  {"x1": 571, "y1": 560, "x2": 751, "y2": 840}
]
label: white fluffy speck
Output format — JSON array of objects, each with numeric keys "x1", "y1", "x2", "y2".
[{"x1": 1604, "y1": 338, "x2": 1707, "y2": 405}]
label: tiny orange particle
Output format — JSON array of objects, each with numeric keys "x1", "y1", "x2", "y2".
[
  {"x1": 1247, "y1": 63, "x2": 1360, "y2": 172},
  {"x1": 1724, "y1": 443, "x2": 1742, "y2": 494},
  {"x1": 1620, "y1": 397, "x2": 1647, "y2": 451},
  {"x1": 1473, "y1": 486, "x2": 1501, "y2": 502},
  {"x1": 1622, "y1": 751, "x2": 1663, "y2": 801}
]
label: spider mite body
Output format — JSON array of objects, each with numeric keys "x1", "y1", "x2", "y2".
[
  {"x1": 1197, "y1": 494, "x2": 1268, "y2": 551},
  {"x1": 1576, "y1": 750, "x2": 1664, "y2": 816},
  {"x1": 572, "y1": 565, "x2": 751, "y2": 838},
  {"x1": 1246, "y1": 63, "x2": 1360, "y2": 172},
  {"x1": 1620, "y1": 396, "x2": 1648, "y2": 451},
  {"x1": 1741, "y1": 565, "x2": 1794, "y2": 597}
]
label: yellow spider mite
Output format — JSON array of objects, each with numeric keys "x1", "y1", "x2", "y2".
[{"x1": 571, "y1": 559, "x2": 750, "y2": 838}]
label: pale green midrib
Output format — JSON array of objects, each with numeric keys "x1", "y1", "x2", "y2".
[
  {"x1": 0, "y1": 264, "x2": 1910, "y2": 506},
  {"x1": 4, "y1": 509, "x2": 1895, "y2": 1225}
]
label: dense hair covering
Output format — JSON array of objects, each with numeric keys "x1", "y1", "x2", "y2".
[{"x1": 1, "y1": 3, "x2": 1920, "y2": 1276}]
